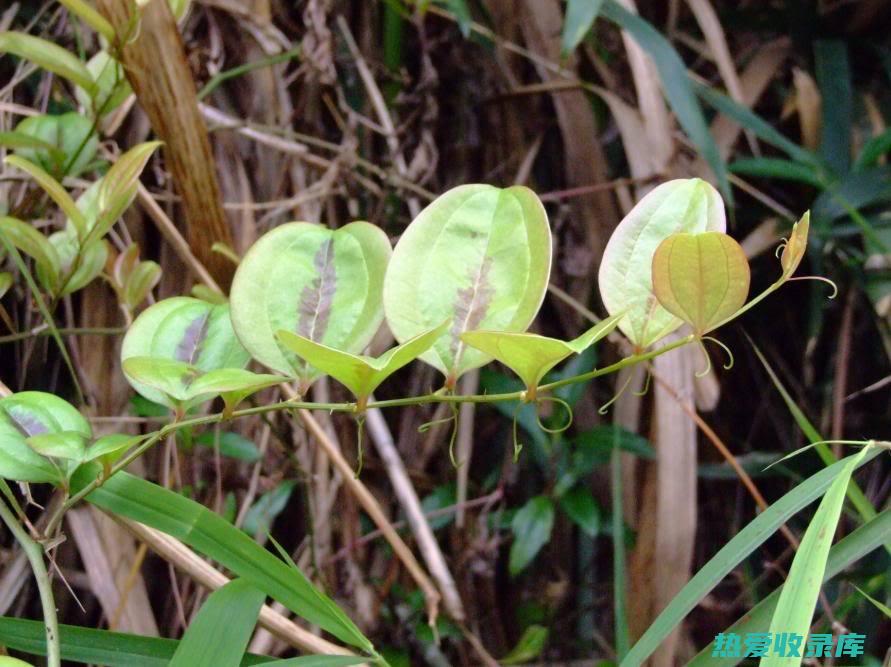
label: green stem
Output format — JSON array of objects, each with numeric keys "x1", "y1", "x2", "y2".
[
  {"x1": 0, "y1": 498, "x2": 60, "y2": 667},
  {"x1": 0, "y1": 326, "x2": 125, "y2": 345},
  {"x1": 198, "y1": 47, "x2": 302, "y2": 101}
]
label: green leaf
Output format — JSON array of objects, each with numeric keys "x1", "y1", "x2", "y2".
[
  {"x1": 242, "y1": 481, "x2": 297, "y2": 536},
  {"x1": 58, "y1": 0, "x2": 116, "y2": 41},
  {"x1": 0, "y1": 656, "x2": 34, "y2": 666},
  {"x1": 41, "y1": 232, "x2": 108, "y2": 297},
  {"x1": 761, "y1": 446, "x2": 872, "y2": 667},
  {"x1": 230, "y1": 221, "x2": 391, "y2": 388},
  {"x1": 85, "y1": 433, "x2": 141, "y2": 466},
  {"x1": 0, "y1": 616, "x2": 276, "y2": 666},
  {"x1": 814, "y1": 40, "x2": 852, "y2": 175},
  {"x1": 71, "y1": 469, "x2": 374, "y2": 652},
  {"x1": 384, "y1": 184, "x2": 552, "y2": 386},
  {"x1": 0, "y1": 131, "x2": 65, "y2": 164},
  {"x1": 75, "y1": 50, "x2": 131, "y2": 117},
  {"x1": 262, "y1": 659, "x2": 366, "y2": 667},
  {"x1": 651, "y1": 231, "x2": 750, "y2": 335},
  {"x1": 195, "y1": 431, "x2": 261, "y2": 462},
  {"x1": 729, "y1": 157, "x2": 824, "y2": 188},
  {"x1": 559, "y1": 486, "x2": 600, "y2": 537},
  {"x1": 461, "y1": 313, "x2": 622, "y2": 392},
  {"x1": 561, "y1": 0, "x2": 604, "y2": 55},
  {"x1": 599, "y1": 2, "x2": 730, "y2": 201},
  {"x1": 120, "y1": 297, "x2": 250, "y2": 408},
  {"x1": 855, "y1": 586, "x2": 891, "y2": 619},
  {"x1": 276, "y1": 321, "x2": 447, "y2": 402},
  {"x1": 0, "y1": 391, "x2": 90, "y2": 484},
  {"x1": 4, "y1": 154, "x2": 88, "y2": 238},
  {"x1": 618, "y1": 447, "x2": 882, "y2": 667},
  {"x1": 854, "y1": 128, "x2": 891, "y2": 171},
  {"x1": 689, "y1": 508, "x2": 891, "y2": 666},
  {"x1": 509, "y1": 495, "x2": 554, "y2": 575},
  {"x1": 123, "y1": 260, "x2": 162, "y2": 309},
  {"x1": 501, "y1": 624, "x2": 548, "y2": 664},
  {"x1": 598, "y1": 178, "x2": 726, "y2": 348},
  {"x1": 0, "y1": 272, "x2": 12, "y2": 299},
  {"x1": 12, "y1": 112, "x2": 98, "y2": 177},
  {"x1": 0, "y1": 216, "x2": 60, "y2": 292},
  {"x1": 0, "y1": 32, "x2": 96, "y2": 97},
  {"x1": 170, "y1": 579, "x2": 266, "y2": 667},
  {"x1": 26, "y1": 430, "x2": 86, "y2": 461}
]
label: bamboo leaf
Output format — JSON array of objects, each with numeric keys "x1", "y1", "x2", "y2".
[
  {"x1": 618, "y1": 447, "x2": 882, "y2": 667},
  {"x1": 599, "y1": 178, "x2": 726, "y2": 348},
  {"x1": 729, "y1": 158, "x2": 824, "y2": 188},
  {"x1": 170, "y1": 579, "x2": 265, "y2": 667},
  {"x1": 4, "y1": 155, "x2": 87, "y2": 237},
  {"x1": 71, "y1": 469, "x2": 374, "y2": 652},
  {"x1": 561, "y1": 0, "x2": 604, "y2": 55},
  {"x1": 0, "y1": 32, "x2": 96, "y2": 96},
  {"x1": 230, "y1": 221, "x2": 391, "y2": 388},
  {"x1": 0, "y1": 216, "x2": 61, "y2": 292},
  {"x1": 276, "y1": 321, "x2": 447, "y2": 402},
  {"x1": 761, "y1": 447, "x2": 872, "y2": 667},
  {"x1": 384, "y1": 184, "x2": 552, "y2": 386},
  {"x1": 651, "y1": 231, "x2": 750, "y2": 335},
  {"x1": 460, "y1": 313, "x2": 622, "y2": 391}
]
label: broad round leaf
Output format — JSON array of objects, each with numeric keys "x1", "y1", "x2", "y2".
[
  {"x1": 383, "y1": 184, "x2": 552, "y2": 385},
  {"x1": 651, "y1": 231, "x2": 750, "y2": 335},
  {"x1": 0, "y1": 391, "x2": 90, "y2": 484},
  {"x1": 12, "y1": 112, "x2": 97, "y2": 177},
  {"x1": 598, "y1": 178, "x2": 726, "y2": 348},
  {"x1": 230, "y1": 221, "x2": 391, "y2": 385},
  {"x1": 121, "y1": 297, "x2": 250, "y2": 407}
]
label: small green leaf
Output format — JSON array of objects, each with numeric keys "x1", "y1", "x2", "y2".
[
  {"x1": 0, "y1": 216, "x2": 60, "y2": 292},
  {"x1": 509, "y1": 495, "x2": 554, "y2": 575},
  {"x1": 0, "y1": 391, "x2": 91, "y2": 484},
  {"x1": 599, "y1": 179, "x2": 726, "y2": 348},
  {"x1": 276, "y1": 321, "x2": 447, "y2": 402},
  {"x1": 4, "y1": 155, "x2": 88, "y2": 238},
  {"x1": 85, "y1": 434, "x2": 141, "y2": 466},
  {"x1": 26, "y1": 431, "x2": 86, "y2": 461},
  {"x1": 169, "y1": 579, "x2": 265, "y2": 667},
  {"x1": 762, "y1": 446, "x2": 872, "y2": 667},
  {"x1": 231, "y1": 221, "x2": 392, "y2": 388},
  {"x1": 58, "y1": 0, "x2": 116, "y2": 41},
  {"x1": 561, "y1": 0, "x2": 604, "y2": 55},
  {"x1": 242, "y1": 480, "x2": 297, "y2": 535},
  {"x1": 651, "y1": 231, "x2": 750, "y2": 335},
  {"x1": 12, "y1": 112, "x2": 97, "y2": 177},
  {"x1": 0, "y1": 32, "x2": 96, "y2": 97},
  {"x1": 501, "y1": 624, "x2": 548, "y2": 665},
  {"x1": 41, "y1": 232, "x2": 108, "y2": 296},
  {"x1": 854, "y1": 586, "x2": 891, "y2": 619},
  {"x1": 779, "y1": 212, "x2": 810, "y2": 281},
  {"x1": 0, "y1": 272, "x2": 12, "y2": 299},
  {"x1": 461, "y1": 313, "x2": 622, "y2": 392},
  {"x1": 559, "y1": 486, "x2": 601, "y2": 537},
  {"x1": 384, "y1": 184, "x2": 552, "y2": 386},
  {"x1": 729, "y1": 157, "x2": 824, "y2": 188},
  {"x1": 194, "y1": 431, "x2": 260, "y2": 462},
  {"x1": 123, "y1": 260, "x2": 162, "y2": 309},
  {"x1": 75, "y1": 50, "x2": 131, "y2": 116},
  {"x1": 120, "y1": 297, "x2": 250, "y2": 408}
]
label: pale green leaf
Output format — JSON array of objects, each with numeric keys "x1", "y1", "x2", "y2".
[
  {"x1": 0, "y1": 272, "x2": 12, "y2": 299},
  {"x1": 855, "y1": 586, "x2": 891, "y2": 619},
  {"x1": 559, "y1": 486, "x2": 601, "y2": 537},
  {"x1": 384, "y1": 184, "x2": 552, "y2": 386},
  {"x1": 123, "y1": 261, "x2": 161, "y2": 309},
  {"x1": 121, "y1": 297, "x2": 250, "y2": 408},
  {"x1": 501, "y1": 624, "x2": 548, "y2": 665},
  {"x1": 0, "y1": 216, "x2": 61, "y2": 291},
  {"x1": 12, "y1": 112, "x2": 97, "y2": 177},
  {"x1": 58, "y1": 0, "x2": 116, "y2": 41},
  {"x1": 562, "y1": 0, "x2": 604, "y2": 55},
  {"x1": 169, "y1": 579, "x2": 265, "y2": 667},
  {"x1": 780, "y1": 212, "x2": 810, "y2": 281},
  {"x1": 4, "y1": 154, "x2": 88, "y2": 238},
  {"x1": 0, "y1": 32, "x2": 96, "y2": 96},
  {"x1": 460, "y1": 312, "x2": 622, "y2": 391},
  {"x1": 0, "y1": 391, "x2": 91, "y2": 484},
  {"x1": 761, "y1": 446, "x2": 872, "y2": 667},
  {"x1": 230, "y1": 221, "x2": 391, "y2": 386},
  {"x1": 85, "y1": 434, "x2": 142, "y2": 466},
  {"x1": 599, "y1": 178, "x2": 726, "y2": 348},
  {"x1": 509, "y1": 495, "x2": 554, "y2": 575},
  {"x1": 26, "y1": 430, "x2": 86, "y2": 461},
  {"x1": 75, "y1": 50, "x2": 131, "y2": 117},
  {"x1": 41, "y1": 232, "x2": 108, "y2": 296},
  {"x1": 276, "y1": 321, "x2": 447, "y2": 401},
  {"x1": 0, "y1": 131, "x2": 65, "y2": 164},
  {"x1": 651, "y1": 231, "x2": 750, "y2": 335}
]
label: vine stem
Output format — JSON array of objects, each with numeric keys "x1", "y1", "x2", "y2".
[{"x1": 0, "y1": 497, "x2": 60, "y2": 667}]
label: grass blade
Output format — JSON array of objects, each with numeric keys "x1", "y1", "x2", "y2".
[
  {"x1": 618, "y1": 447, "x2": 881, "y2": 667},
  {"x1": 761, "y1": 446, "x2": 872, "y2": 667},
  {"x1": 71, "y1": 469, "x2": 374, "y2": 653},
  {"x1": 600, "y1": 1, "x2": 731, "y2": 203},
  {"x1": 814, "y1": 40, "x2": 852, "y2": 175},
  {"x1": 170, "y1": 579, "x2": 265, "y2": 667},
  {"x1": 688, "y1": 508, "x2": 891, "y2": 666},
  {"x1": 561, "y1": 0, "x2": 604, "y2": 55}
]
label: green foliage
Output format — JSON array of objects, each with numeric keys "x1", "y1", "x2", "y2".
[
  {"x1": 599, "y1": 178, "x2": 726, "y2": 348},
  {"x1": 561, "y1": 0, "x2": 604, "y2": 55},
  {"x1": 0, "y1": 32, "x2": 96, "y2": 97},
  {"x1": 383, "y1": 184, "x2": 552, "y2": 386},
  {"x1": 509, "y1": 495, "x2": 555, "y2": 575},
  {"x1": 501, "y1": 624, "x2": 548, "y2": 664},
  {"x1": 9, "y1": 113, "x2": 97, "y2": 178},
  {"x1": 230, "y1": 221, "x2": 391, "y2": 389}
]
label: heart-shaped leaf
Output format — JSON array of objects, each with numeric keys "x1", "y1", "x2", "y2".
[
  {"x1": 460, "y1": 312, "x2": 623, "y2": 394},
  {"x1": 651, "y1": 231, "x2": 750, "y2": 336},
  {"x1": 598, "y1": 178, "x2": 726, "y2": 348},
  {"x1": 122, "y1": 357, "x2": 282, "y2": 414},
  {"x1": 121, "y1": 297, "x2": 251, "y2": 408},
  {"x1": 0, "y1": 391, "x2": 91, "y2": 484},
  {"x1": 276, "y1": 321, "x2": 448, "y2": 406},
  {"x1": 11, "y1": 111, "x2": 97, "y2": 177},
  {"x1": 230, "y1": 221, "x2": 391, "y2": 389},
  {"x1": 384, "y1": 184, "x2": 552, "y2": 387}
]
